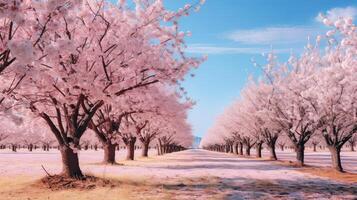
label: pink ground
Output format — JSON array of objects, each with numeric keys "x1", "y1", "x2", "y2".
[{"x1": 0, "y1": 148, "x2": 356, "y2": 199}]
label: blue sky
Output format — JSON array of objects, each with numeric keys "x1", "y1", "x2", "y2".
[{"x1": 163, "y1": 0, "x2": 357, "y2": 137}]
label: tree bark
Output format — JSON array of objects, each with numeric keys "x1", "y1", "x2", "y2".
[
  {"x1": 294, "y1": 143, "x2": 305, "y2": 166},
  {"x1": 268, "y1": 143, "x2": 277, "y2": 160},
  {"x1": 28, "y1": 144, "x2": 33, "y2": 152},
  {"x1": 141, "y1": 141, "x2": 150, "y2": 157},
  {"x1": 60, "y1": 146, "x2": 84, "y2": 179},
  {"x1": 125, "y1": 137, "x2": 136, "y2": 160},
  {"x1": 245, "y1": 145, "x2": 251, "y2": 156},
  {"x1": 11, "y1": 144, "x2": 17, "y2": 152},
  {"x1": 103, "y1": 143, "x2": 116, "y2": 164},
  {"x1": 255, "y1": 142, "x2": 262, "y2": 158},
  {"x1": 157, "y1": 144, "x2": 161, "y2": 155},
  {"x1": 328, "y1": 146, "x2": 343, "y2": 172},
  {"x1": 239, "y1": 142, "x2": 243, "y2": 155},
  {"x1": 313, "y1": 144, "x2": 317, "y2": 152}
]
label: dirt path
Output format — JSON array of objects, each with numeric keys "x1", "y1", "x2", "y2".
[{"x1": 0, "y1": 149, "x2": 356, "y2": 199}]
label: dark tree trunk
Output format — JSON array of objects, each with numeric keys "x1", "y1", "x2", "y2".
[
  {"x1": 103, "y1": 143, "x2": 116, "y2": 164},
  {"x1": 238, "y1": 142, "x2": 243, "y2": 155},
  {"x1": 157, "y1": 144, "x2": 161, "y2": 155},
  {"x1": 125, "y1": 137, "x2": 136, "y2": 160},
  {"x1": 294, "y1": 143, "x2": 305, "y2": 166},
  {"x1": 60, "y1": 146, "x2": 84, "y2": 179},
  {"x1": 256, "y1": 142, "x2": 262, "y2": 158},
  {"x1": 328, "y1": 146, "x2": 343, "y2": 172},
  {"x1": 266, "y1": 136, "x2": 278, "y2": 160},
  {"x1": 28, "y1": 144, "x2": 33, "y2": 152},
  {"x1": 245, "y1": 145, "x2": 251, "y2": 156},
  {"x1": 269, "y1": 145, "x2": 277, "y2": 160},
  {"x1": 350, "y1": 143, "x2": 355, "y2": 152},
  {"x1": 11, "y1": 144, "x2": 17, "y2": 152},
  {"x1": 141, "y1": 141, "x2": 150, "y2": 157}
]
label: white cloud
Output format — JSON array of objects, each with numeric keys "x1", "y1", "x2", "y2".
[
  {"x1": 226, "y1": 26, "x2": 321, "y2": 45},
  {"x1": 186, "y1": 44, "x2": 290, "y2": 55},
  {"x1": 316, "y1": 6, "x2": 357, "y2": 22}
]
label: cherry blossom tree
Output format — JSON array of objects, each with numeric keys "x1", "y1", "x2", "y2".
[
  {"x1": 303, "y1": 17, "x2": 357, "y2": 171},
  {"x1": 8, "y1": 0, "x2": 203, "y2": 178}
]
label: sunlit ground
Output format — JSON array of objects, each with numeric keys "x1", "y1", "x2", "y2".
[{"x1": 0, "y1": 149, "x2": 356, "y2": 200}]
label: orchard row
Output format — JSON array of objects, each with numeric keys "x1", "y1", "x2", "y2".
[
  {"x1": 201, "y1": 16, "x2": 357, "y2": 172},
  {"x1": 0, "y1": 0, "x2": 204, "y2": 179}
]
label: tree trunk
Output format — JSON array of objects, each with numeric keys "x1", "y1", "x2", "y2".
[
  {"x1": 157, "y1": 144, "x2": 161, "y2": 155},
  {"x1": 256, "y1": 142, "x2": 262, "y2": 158},
  {"x1": 141, "y1": 141, "x2": 150, "y2": 157},
  {"x1": 103, "y1": 143, "x2": 116, "y2": 164},
  {"x1": 125, "y1": 137, "x2": 136, "y2": 160},
  {"x1": 60, "y1": 146, "x2": 84, "y2": 179},
  {"x1": 313, "y1": 144, "x2": 317, "y2": 152},
  {"x1": 245, "y1": 146, "x2": 251, "y2": 156},
  {"x1": 350, "y1": 143, "x2": 355, "y2": 152},
  {"x1": 239, "y1": 142, "x2": 243, "y2": 155},
  {"x1": 28, "y1": 144, "x2": 33, "y2": 152},
  {"x1": 280, "y1": 145, "x2": 284, "y2": 151},
  {"x1": 11, "y1": 144, "x2": 17, "y2": 152},
  {"x1": 268, "y1": 144, "x2": 277, "y2": 160},
  {"x1": 294, "y1": 143, "x2": 305, "y2": 166},
  {"x1": 328, "y1": 146, "x2": 343, "y2": 172}
]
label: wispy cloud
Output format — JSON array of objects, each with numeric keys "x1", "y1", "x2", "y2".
[
  {"x1": 226, "y1": 26, "x2": 321, "y2": 45},
  {"x1": 316, "y1": 6, "x2": 357, "y2": 22},
  {"x1": 186, "y1": 44, "x2": 291, "y2": 55}
]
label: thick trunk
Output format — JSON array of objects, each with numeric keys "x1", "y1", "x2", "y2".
[
  {"x1": 245, "y1": 146, "x2": 251, "y2": 156},
  {"x1": 294, "y1": 143, "x2": 305, "y2": 166},
  {"x1": 60, "y1": 146, "x2": 84, "y2": 179},
  {"x1": 125, "y1": 137, "x2": 136, "y2": 160},
  {"x1": 268, "y1": 143, "x2": 277, "y2": 160},
  {"x1": 255, "y1": 142, "x2": 262, "y2": 158},
  {"x1": 230, "y1": 144, "x2": 234, "y2": 153},
  {"x1": 328, "y1": 146, "x2": 343, "y2": 172},
  {"x1": 350, "y1": 143, "x2": 355, "y2": 152},
  {"x1": 103, "y1": 143, "x2": 116, "y2": 164},
  {"x1": 238, "y1": 142, "x2": 243, "y2": 155},
  {"x1": 141, "y1": 141, "x2": 150, "y2": 157},
  {"x1": 266, "y1": 137, "x2": 278, "y2": 160}
]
